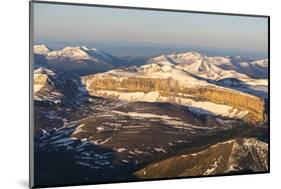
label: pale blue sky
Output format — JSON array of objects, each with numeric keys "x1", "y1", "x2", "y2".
[{"x1": 33, "y1": 2, "x2": 268, "y2": 58}]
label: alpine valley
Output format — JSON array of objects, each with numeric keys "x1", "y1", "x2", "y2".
[{"x1": 33, "y1": 44, "x2": 269, "y2": 186}]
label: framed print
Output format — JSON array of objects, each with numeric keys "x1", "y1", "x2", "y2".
[{"x1": 30, "y1": 1, "x2": 270, "y2": 188}]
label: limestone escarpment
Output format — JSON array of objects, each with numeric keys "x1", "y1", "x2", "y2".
[{"x1": 82, "y1": 75, "x2": 265, "y2": 123}]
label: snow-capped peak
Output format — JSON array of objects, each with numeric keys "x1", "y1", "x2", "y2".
[
  {"x1": 33, "y1": 44, "x2": 117, "y2": 66},
  {"x1": 34, "y1": 44, "x2": 50, "y2": 54},
  {"x1": 175, "y1": 56, "x2": 251, "y2": 80},
  {"x1": 47, "y1": 46, "x2": 91, "y2": 60},
  {"x1": 82, "y1": 46, "x2": 113, "y2": 61},
  {"x1": 174, "y1": 56, "x2": 226, "y2": 79},
  {"x1": 80, "y1": 45, "x2": 100, "y2": 52},
  {"x1": 146, "y1": 51, "x2": 254, "y2": 80},
  {"x1": 62, "y1": 46, "x2": 84, "y2": 52},
  {"x1": 148, "y1": 51, "x2": 208, "y2": 67},
  {"x1": 81, "y1": 45, "x2": 90, "y2": 51},
  {"x1": 184, "y1": 57, "x2": 213, "y2": 72},
  {"x1": 180, "y1": 51, "x2": 204, "y2": 58},
  {"x1": 149, "y1": 55, "x2": 175, "y2": 66},
  {"x1": 172, "y1": 51, "x2": 206, "y2": 61}
]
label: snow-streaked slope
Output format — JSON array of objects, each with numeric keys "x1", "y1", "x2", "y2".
[
  {"x1": 88, "y1": 61, "x2": 211, "y2": 87},
  {"x1": 34, "y1": 67, "x2": 88, "y2": 103},
  {"x1": 47, "y1": 46, "x2": 91, "y2": 60},
  {"x1": 149, "y1": 52, "x2": 265, "y2": 81},
  {"x1": 34, "y1": 44, "x2": 117, "y2": 64},
  {"x1": 91, "y1": 90, "x2": 249, "y2": 118},
  {"x1": 33, "y1": 45, "x2": 121, "y2": 75},
  {"x1": 46, "y1": 46, "x2": 115, "y2": 62},
  {"x1": 80, "y1": 46, "x2": 115, "y2": 62},
  {"x1": 147, "y1": 52, "x2": 268, "y2": 96},
  {"x1": 149, "y1": 52, "x2": 268, "y2": 79},
  {"x1": 211, "y1": 57, "x2": 268, "y2": 79},
  {"x1": 174, "y1": 56, "x2": 249, "y2": 80},
  {"x1": 33, "y1": 67, "x2": 63, "y2": 102},
  {"x1": 135, "y1": 138, "x2": 268, "y2": 178}
]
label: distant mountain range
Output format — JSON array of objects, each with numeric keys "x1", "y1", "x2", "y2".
[
  {"x1": 34, "y1": 44, "x2": 268, "y2": 79},
  {"x1": 34, "y1": 44, "x2": 147, "y2": 75}
]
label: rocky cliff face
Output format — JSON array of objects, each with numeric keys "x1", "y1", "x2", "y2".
[
  {"x1": 82, "y1": 75, "x2": 265, "y2": 123},
  {"x1": 34, "y1": 73, "x2": 48, "y2": 93},
  {"x1": 34, "y1": 67, "x2": 88, "y2": 103}
]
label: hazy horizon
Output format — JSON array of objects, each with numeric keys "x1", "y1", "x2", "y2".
[
  {"x1": 33, "y1": 2, "x2": 268, "y2": 59},
  {"x1": 34, "y1": 40, "x2": 268, "y2": 60}
]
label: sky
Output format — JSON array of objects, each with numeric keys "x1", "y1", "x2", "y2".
[{"x1": 33, "y1": 2, "x2": 268, "y2": 59}]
